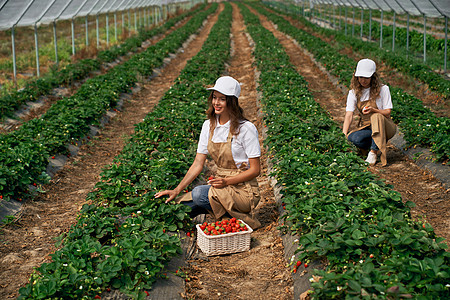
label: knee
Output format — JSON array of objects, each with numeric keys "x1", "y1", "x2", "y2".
[
  {"x1": 191, "y1": 186, "x2": 202, "y2": 203},
  {"x1": 370, "y1": 113, "x2": 384, "y2": 122}
]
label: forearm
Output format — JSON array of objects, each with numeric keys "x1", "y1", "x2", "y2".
[
  {"x1": 372, "y1": 108, "x2": 391, "y2": 118},
  {"x1": 342, "y1": 112, "x2": 353, "y2": 135},
  {"x1": 223, "y1": 157, "x2": 260, "y2": 186}
]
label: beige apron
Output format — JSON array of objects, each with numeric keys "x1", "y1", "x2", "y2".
[
  {"x1": 175, "y1": 127, "x2": 261, "y2": 229},
  {"x1": 349, "y1": 98, "x2": 397, "y2": 166}
]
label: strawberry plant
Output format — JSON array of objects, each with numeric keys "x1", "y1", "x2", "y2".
[
  {"x1": 19, "y1": 3, "x2": 233, "y2": 298},
  {"x1": 254, "y1": 3, "x2": 449, "y2": 162},
  {"x1": 240, "y1": 2, "x2": 449, "y2": 298}
]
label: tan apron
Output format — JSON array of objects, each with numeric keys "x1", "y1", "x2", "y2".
[
  {"x1": 176, "y1": 128, "x2": 261, "y2": 229},
  {"x1": 349, "y1": 98, "x2": 397, "y2": 166}
]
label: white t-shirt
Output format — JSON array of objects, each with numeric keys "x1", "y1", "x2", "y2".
[
  {"x1": 197, "y1": 119, "x2": 261, "y2": 168},
  {"x1": 346, "y1": 85, "x2": 393, "y2": 112}
]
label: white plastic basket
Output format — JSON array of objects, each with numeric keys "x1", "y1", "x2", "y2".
[{"x1": 196, "y1": 220, "x2": 253, "y2": 256}]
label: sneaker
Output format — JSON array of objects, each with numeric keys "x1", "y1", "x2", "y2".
[{"x1": 365, "y1": 151, "x2": 377, "y2": 165}]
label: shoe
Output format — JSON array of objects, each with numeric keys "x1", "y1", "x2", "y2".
[{"x1": 365, "y1": 151, "x2": 377, "y2": 165}]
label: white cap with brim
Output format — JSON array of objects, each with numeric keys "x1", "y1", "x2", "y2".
[
  {"x1": 207, "y1": 76, "x2": 241, "y2": 98},
  {"x1": 355, "y1": 59, "x2": 376, "y2": 77}
]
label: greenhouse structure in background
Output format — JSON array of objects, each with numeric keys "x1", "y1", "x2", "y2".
[
  {"x1": 270, "y1": 0, "x2": 449, "y2": 73},
  {"x1": 0, "y1": 0, "x2": 197, "y2": 81}
]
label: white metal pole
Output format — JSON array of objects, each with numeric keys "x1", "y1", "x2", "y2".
[
  {"x1": 106, "y1": 14, "x2": 110, "y2": 45},
  {"x1": 85, "y1": 16, "x2": 89, "y2": 46},
  {"x1": 96, "y1": 14, "x2": 99, "y2": 48},
  {"x1": 71, "y1": 18, "x2": 76, "y2": 55},
  {"x1": 12, "y1": 26, "x2": 17, "y2": 83},
  {"x1": 407, "y1": 14, "x2": 410, "y2": 55},
  {"x1": 445, "y1": 16, "x2": 448, "y2": 72},
  {"x1": 380, "y1": 11, "x2": 383, "y2": 48},
  {"x1": 53, "y1": 21, "x2": 58, "y2": 65},
  {"x1": 423, "y1": 15, "x2": 427, "y2": 62},
  {"x1": 34, "y1": 24, "x2": 40, "y2": 77},
  {"x1": 392, "y1": 12, "x2": 396, "y2": 52}
]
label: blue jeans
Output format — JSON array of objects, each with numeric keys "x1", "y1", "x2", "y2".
[
  {"x1": 183, "y1": 185, "x2": 212, "y2": 218},
  {"x1": 348, "y1": 128, "x2": 379, "y2": 151}
]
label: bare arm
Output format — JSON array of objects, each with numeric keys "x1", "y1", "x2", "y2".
[
  {"x1": 363, "y1": 107, "x2": 391, "y2": 118},
  {"x1": 155, "y1": 153, "x2": 207, "y2": 203},
  {"x1": 209, "y1": 157, "x2": 261, "y2": 188},
  {"x1": 342, "y1": 111, "x2": 354, "y2": 136}
]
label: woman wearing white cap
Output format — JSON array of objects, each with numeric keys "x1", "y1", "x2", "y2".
[
  {"x1": 342, "y1": 59, "x2": 397, "y2": 166},
  {"x1": 155, "y1": 76, "x2": 262, "y2": 229}
]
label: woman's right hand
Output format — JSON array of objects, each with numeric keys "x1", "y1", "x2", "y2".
[{"x1": 155, "y1": 190, "x2": 178, "y2": 203}]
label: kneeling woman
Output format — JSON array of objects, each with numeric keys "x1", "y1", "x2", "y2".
[
  {"x1": 155, "y1": 76, "x2": 261, "y2": 229},
  {"x1": 342, "y1": 59, "x2": 397, "y2": 166}
]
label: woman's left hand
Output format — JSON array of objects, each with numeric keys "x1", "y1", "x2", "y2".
[{"x1": 208, "y1": 177, "x2": 228, "y2": 188}]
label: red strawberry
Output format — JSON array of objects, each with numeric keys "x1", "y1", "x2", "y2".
[
  {"x1": 144, "y1": 290, "x2": 149, "y2": 296},
  {"x1": 296, "y1": 261, "x2": 302, "y2": 267},
  {"x1": 94, "y1": 296, "x2": 101, "y2": 299},
  {"x1": 304, "y1": 263, "x2": 308, "y2": 268}
]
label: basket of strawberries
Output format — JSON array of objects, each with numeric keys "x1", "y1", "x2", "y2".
[{"x1": 196, "y1": 218, "x2": 253, "y2": 256}]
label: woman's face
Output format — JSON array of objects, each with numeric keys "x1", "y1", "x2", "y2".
[
  {"x1": 212, "y1": 90, "x2": 229, "y2": 117},
  {"x1": 358, "y1": 76, "x2": 371, "y2": 88}
]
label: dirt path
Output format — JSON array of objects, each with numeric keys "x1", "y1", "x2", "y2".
[
  {"x1": 0, "y1": 6, "x2": 221, "y2": 299},
  {"x1": 184, "y1": 3, "x2": 293, "y2": 299},
  {"x1": 252, "y1": 8, "x2": 450, "y2": 244}
]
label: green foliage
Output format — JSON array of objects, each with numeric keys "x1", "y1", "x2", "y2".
[
  {"x1": 241, "y1": 2, "x2": 449, "y2": 298},
  {"x1": 18, "y1": 3, "x2": 233, "y2": 298}
]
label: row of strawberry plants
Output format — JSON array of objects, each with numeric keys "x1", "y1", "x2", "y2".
[
  {"x1": 240, "y1": 3, "x2": 449, "y2": 298},
  {"x1": 255, "y1": 3, "x2": 450, "y2": 163},
  {"x1": 0, "y1": 4, "x2": 217, "y2": 201},
  {"x1": 18, "y1": 3, "x2": 232, "y2": 299},
  {"x1": 265, "y1": 1, "x2": 450, "y2": 99},
  {"x1": 0, "y1": 4, "x2": 205, "y2": 122}
]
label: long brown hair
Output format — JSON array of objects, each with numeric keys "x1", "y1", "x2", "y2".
[
  {"x1": 350, "y1": 72, "x2": 382, "y2": 103},
  {"x1": 206, "y1": 91, "x2": 247, "y2": 135}
]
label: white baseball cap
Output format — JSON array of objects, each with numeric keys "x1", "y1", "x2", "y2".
[
  {"x1": 355, "y1": 59, "x2": 376, "y2": 77},
  {"x1": 207, "y1": 76, "x2": 241, "y2": 98}
]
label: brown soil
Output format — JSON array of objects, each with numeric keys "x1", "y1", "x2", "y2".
[
  {"x1": 254, "y1": 7, "x2": 450, "y2": 243},
  {"x1": 184, "y1": 3, "x2": 293, "y2": 299}
]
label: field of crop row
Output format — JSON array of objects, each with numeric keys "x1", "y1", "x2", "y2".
[{"x1": 0, "y1": 1, "x2": 448, "y2": 299}]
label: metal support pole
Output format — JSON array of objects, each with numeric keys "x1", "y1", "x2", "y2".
[
  {"x1": 96, "y1": 14, "x2": 99, "y2": 48},
  {"x1": 392, "y1": 12, "x2": 396, "y2": 52},
  {"x1": 85, "y1": 16, "x2": 89, "y2": 46},
  {"x1": 352, "y1": 7, "x2": 355, "y2": 37},
  {"x1": 71, "y1": 19, "x2": 76, "y2": 55},
  {"x1": 423, "y1": 15, "x2": 427, "y2": 62},
  {"x1": 34, "y1": 24, "x2": 40, "y2": 77},
  {"x1": 369, "y1": 9, "x2": 372, "y2": 41},
  {"x1": 134, "y1": 9, "x2": 137, "y2": 31},
  {"x1": 360, "y1": 9, "x2": 363, "y2": 39},
  {"x1": 380, "y1": 10, "x2": 383, "y2": 48},
  {"x1": 53, "y1": 21, "x2": 58, "y2": 66},
  {"x1": 406, "y1": 14, "x2": 410, "y2": 54},
  {"x1": 106, "y1": 14, "x2": 109, "y2": 46},
  {"x1": 12, "y1": 27, "x2": 17, "y2": 83},
  {"x1": 128, "y1": 10, "x2": 131, "y2": 30},
  {"x1": 114, "y1": 12, "x2": 117, "y2": 42},
  {"x1": 445, "y1": 16, "x2": 448, "y2": 72},
  {"x1": 345, "y1": 6, "x2": 347, "y2": 35}
]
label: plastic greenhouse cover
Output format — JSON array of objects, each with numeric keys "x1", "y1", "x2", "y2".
[
  {"x1": 0, "y1": 0, "x2": 177, "y2": 30},
  {"x1": 312, "y1": 0, "x2": 450, "y2": 18}
]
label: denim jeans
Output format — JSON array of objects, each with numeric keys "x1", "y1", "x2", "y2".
[
  {"x1": 183, "y1": 185, "x2": 212, "y2": 218},
  {"x1": 347, "y1": 128, "x2": 379, "y2": 151}
]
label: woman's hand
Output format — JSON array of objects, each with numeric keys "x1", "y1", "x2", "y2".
[
  {"x1": 155, "y1": 190, "x2": 178, "y2": 203},
  {"x1": 362, "y1": 106, "x2": 373, "y2": 114},
  {"x1": 208, "y1": 176, "x2": 228, "y2": 189}
]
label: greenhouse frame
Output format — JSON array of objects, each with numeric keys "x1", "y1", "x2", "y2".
[
  {"x1": 282, "y1": 0, "x2": 449, "y2": 71},
  {"x1": 0, "y1": 0, "x2": 195, "y2": 80}
]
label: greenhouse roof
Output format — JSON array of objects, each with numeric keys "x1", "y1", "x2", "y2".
[
  {"x1": 310, "y1": 0, "x2": 450, "y2": 18},
  {"x1": 0, "y1": 0, "x2": 182, "y2": 31}
]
